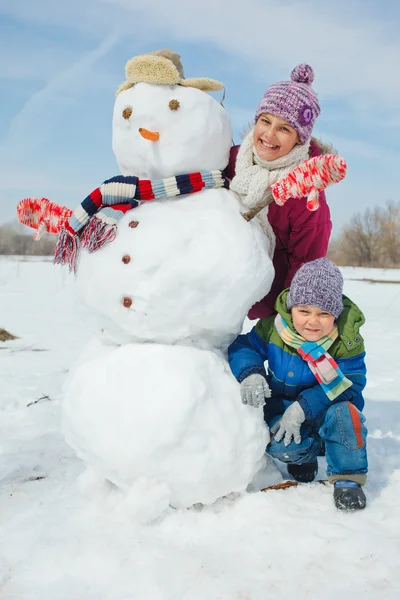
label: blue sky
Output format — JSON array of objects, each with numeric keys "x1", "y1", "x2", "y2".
[{"x1": 1, "y1": 0, "x2": 399, "y2": 235}]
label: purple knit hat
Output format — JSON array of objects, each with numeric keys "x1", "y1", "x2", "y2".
[
  {"x1": 255, "y1": 64, "x2": 320, "y2": 144},
  {"x1": 287, "y1": 258, "x2": 344, "y2": 318}
]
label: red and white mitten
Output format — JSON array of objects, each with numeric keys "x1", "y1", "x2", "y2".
[
  {"x1": 271, "y1": 154, "x2": 347, "y2": 211},
  {"x1": 16, "y1": 198, "x2": 73, "y2": 240}
]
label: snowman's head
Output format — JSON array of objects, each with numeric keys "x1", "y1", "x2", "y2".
[{"x1": 112, "y1": 50, "x2": 232, "y2": 179}]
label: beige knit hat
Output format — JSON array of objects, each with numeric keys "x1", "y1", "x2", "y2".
[{"x1": 116, "y1": 48, "x2": 224, "y2": 95}]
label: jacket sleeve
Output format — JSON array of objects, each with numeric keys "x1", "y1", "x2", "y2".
[
  {"x1": 228, "y1": 320, "x2": 272, "y2": 383},
  {"x1": 284, "y1": 191, "x2": 332, "y2": 287},
  {"x1": 297, "y1": 352, "x2": 367, "y2": 421},
  {"x1": 225, "y1": 145, "x2": 240, "y2": 181}
]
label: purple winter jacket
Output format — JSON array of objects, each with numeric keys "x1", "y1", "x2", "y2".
[{"x1": 226, "y1": 140, "x2": 332, "y2": 320}]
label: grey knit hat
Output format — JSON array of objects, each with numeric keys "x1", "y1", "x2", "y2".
[{"x1": 287, "y1": 258, "x2": 344, "y2": 318}]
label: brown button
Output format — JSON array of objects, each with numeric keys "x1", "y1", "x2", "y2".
[
  {"x1": 122, "y1": 107, "x2": 132, "y2": 120},
  {"x1": 129, "y1": 220, "x2": 139, "y2": 228},
  {"x1": 123, "y1": 296, "x2": 132, "y2": 308},
  {"x1": 169, "y1": 99, "x2": 180, "y2": 111},
  {"x1": 122, "y1": 255, "x2": 131, "y2": 264}
]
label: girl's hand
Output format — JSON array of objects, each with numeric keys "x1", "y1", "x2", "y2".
[{"x1": 270, "y1": 154, "x2": 347, "y2": 211}]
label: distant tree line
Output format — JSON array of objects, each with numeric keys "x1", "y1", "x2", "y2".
[
  {"x1": 1, "y1": 200, "x2": 399, "y2": 267},
  {"x1": 328, "y1": 201, "x2": 400, "y2": 268},
  {"x1": 0, "y1": 223, "x2": 55, "y2": 255}
]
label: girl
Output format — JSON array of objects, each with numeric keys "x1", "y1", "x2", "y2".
[{"x1": 227, "y1": 64, "x2": 333, "y2": 319}]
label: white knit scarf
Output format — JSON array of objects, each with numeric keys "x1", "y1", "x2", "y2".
[{"x1": 230, "y1": 128, "x2": 310, "y2": 256}]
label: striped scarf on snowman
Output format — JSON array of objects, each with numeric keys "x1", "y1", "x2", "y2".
[{"x1": 54, "y1": 171, "x2": 228, "y2": 272}]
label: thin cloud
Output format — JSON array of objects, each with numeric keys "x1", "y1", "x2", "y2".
[
  {"x1": 1, "y1": 34, "x2": 119, "y2": 154},
  {"x1": 103, "y1": 0, "x2": 400, "y2": 109},
  {"x1": 3, "y1": 0, "x2": 400, "y2": 108}
]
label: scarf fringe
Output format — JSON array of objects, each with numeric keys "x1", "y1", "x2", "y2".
[
  {"x1": 53, "y1": 217, "x2": 118, "y2": 273},
  {"x1": 80, "y1": 216, "x2": 117, "y2": 253},
  {"x1": 53, "y1": 227, "x2": 80, "y2": 273}
]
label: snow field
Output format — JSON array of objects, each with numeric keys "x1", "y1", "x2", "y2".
[{"x1": 1, "y1": 258, "x2": 400, "y2": 599}]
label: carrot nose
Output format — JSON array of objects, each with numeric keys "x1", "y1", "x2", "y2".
[{"x1": 139, "y1": 128, "x2": 160, "y2": 141}]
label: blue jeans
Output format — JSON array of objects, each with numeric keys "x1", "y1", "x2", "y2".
[{"x1": 266, "y1": 401, "x2": 368, "y2": 483}]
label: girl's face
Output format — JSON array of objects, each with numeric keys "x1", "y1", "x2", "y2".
[
  {"x1": 253, "y1": 113, "x2": 299, "y2": 160},
  {"x1": 291, "y1": 305, "x2": 336, "y2": 342}
]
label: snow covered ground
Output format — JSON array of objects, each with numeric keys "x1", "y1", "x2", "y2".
[{"x1": 1, "y1": 257, "x2": 400, "y2": 599}]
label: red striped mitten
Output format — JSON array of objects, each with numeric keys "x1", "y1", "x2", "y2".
[
  {"x1": 16, "y1": 198, "x2": 73, "y2": 240},
  {"x1": 271, "y1": 154, "x2": 347, "y2": 211}
]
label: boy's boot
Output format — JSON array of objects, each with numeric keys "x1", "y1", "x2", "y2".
[
  {"x1": 333, "y1": 480, "x2": 367, "y2": 510},
  {"x1": 287, "y1": 460, "x2": 318, "y2": 483}
]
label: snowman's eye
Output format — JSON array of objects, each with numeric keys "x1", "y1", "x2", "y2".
[
  {"x1": 122, "y1": 107, "x2": 133, "y2": 120},
  {"x1": 169, "y1": 99, "x2": 180, "y2": 111}
]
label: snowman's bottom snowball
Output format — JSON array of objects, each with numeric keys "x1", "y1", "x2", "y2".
[{"x1": 63, "y1": 343, "x2": 269, "y2": 509}]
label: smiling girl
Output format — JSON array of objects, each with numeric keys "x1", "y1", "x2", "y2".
[{"x1": 227, "y1": 64, "x2": 333, "y2": 320}]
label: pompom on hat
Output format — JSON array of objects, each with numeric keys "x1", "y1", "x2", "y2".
[
  {"x1": 255, "y1": 64, "x2": 321, "y2": 144},
  {"x1": 287, "y1": 258, "x2": 344, "y2": 318}
]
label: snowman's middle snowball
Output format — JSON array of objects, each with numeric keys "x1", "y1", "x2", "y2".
[{"x1": 76, "y1": 188, "x2": 274, "y2": 348}]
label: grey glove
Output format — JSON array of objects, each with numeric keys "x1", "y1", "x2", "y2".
[
  {"x1": 240, "y1": 374, "x2": 271, "y2": 408},
  {"x1": 271, "y1": 401, "x2": 305, "y2": 446}
]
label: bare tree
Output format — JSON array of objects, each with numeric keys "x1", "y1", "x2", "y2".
[
  {"x1": 0, "y1": 224, "x2": 55, "y2": 255},
  {"x1": 376, "y1": 201, "x2": 400, "y2": 267},
  {"x1": 329, "y1": 201, "x2": 400, "y2": 267}
]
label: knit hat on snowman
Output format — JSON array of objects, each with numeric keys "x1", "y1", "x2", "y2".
[{"x1": 255, "y1": 64, "x2": 320, "y2": 143}]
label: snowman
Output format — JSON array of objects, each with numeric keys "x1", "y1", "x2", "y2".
[
  {"x1": 17, "y1": 50, "x2": 346, "y2": 518},
  {"x1": 57, "y1": 49, "x2": 276, "y2": 515}
]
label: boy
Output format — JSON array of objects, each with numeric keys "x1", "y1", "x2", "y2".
[{"x1": 228, "y1": 258, "x2": 368, "y2": 510}]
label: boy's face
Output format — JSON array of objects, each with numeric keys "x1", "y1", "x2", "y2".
[
  {"x1": 253, "y1": 113, "x2": 299, "y2": 161},
  {"x1": 291, "y1": 305, "x2": 335, "y2": 342}
]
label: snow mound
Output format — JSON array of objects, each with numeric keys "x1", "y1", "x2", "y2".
[
  {"x1": 62, "y1": 343, "x2": 269, "y2": 512},
  {"x1": 75, "y1": 188, "x2": 273, "y2": 348}
]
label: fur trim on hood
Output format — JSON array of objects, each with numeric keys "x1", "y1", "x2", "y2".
[{"x1": 311, "y1": 137, "x2": 336, "y2": 155}]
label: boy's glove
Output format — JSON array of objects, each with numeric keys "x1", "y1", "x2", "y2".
[
  {"x1": 271, "y1": 401, "x2": 305, "y2": 446},
  {"x1": 240, "y1": 374, "x2": 271, "y2": 408}
]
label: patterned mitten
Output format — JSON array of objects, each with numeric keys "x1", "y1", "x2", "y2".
[
  {"x1": 16, "y1": 198, "x2": 73, "y2": 240},
  {"x1": 270, "y1": 154, "x2": 347, "y2": 211}
]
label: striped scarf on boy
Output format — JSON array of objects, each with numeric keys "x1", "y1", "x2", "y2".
[{"x1": 274, "y1": 314, "x2": 353, "y2": 401}]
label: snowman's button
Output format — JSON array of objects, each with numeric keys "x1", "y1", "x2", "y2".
[
  {"x1": 122, "y1": 255, "x2": 131, "y2": 264},
  {"x1": 123, "y1": 296, "x2": 132, "y2": 308},
  {"x1": 129, "y1": 220, "x2": 139, "y2": 228}
]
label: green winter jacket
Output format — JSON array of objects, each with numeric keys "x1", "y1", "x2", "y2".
[{"x1": 228, "y1": 290, "x2": 367, "y2": 420}]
